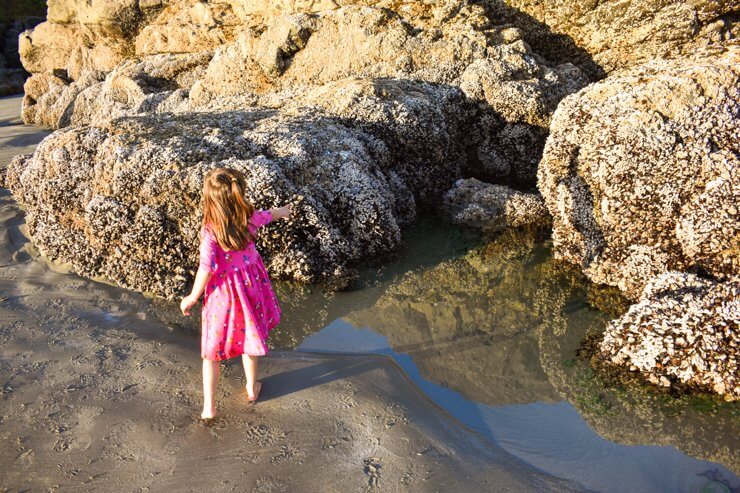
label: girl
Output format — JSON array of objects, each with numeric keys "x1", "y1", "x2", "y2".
[{"x1": 180, "y1": 167, "x2": 291, "y2": 419}]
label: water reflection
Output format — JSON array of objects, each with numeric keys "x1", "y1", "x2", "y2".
[
  {"x1": 268, "y1": 222, "x2": 738, "y2": 491},
  {"x1": 298, "y1": 321, "x2": 738, "y2": 493},
  {"x1": 346, "y1": 226, "x2": 565, "y2": 406}
]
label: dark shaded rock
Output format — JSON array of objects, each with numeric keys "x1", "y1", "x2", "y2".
[{"x1": 442, "y1": 178, "x2": 550, "y2": 233}]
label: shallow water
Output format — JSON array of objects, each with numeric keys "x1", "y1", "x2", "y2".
[
  {"x1": 2, "y1": 94, "x2": 738, "y2": 492},
  {"x1": 269, "y1": 221, "x2": 740, "y2": 493}
]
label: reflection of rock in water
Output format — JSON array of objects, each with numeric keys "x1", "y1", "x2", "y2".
[
  {"x1": 344, "y1": 224, "x2": 738, "y2": 474},
  {"x1": 347, "y1": 226, "x2": 565, "y2": 406},
  {"x1": 536, "y1": 270, "x2": 740, "y2": 474}
]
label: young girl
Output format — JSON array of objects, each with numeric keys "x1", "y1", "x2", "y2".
[{"x1": 180, "y1": 167, "x2": 291, "y2": 419}]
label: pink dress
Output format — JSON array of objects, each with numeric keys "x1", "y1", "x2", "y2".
[{"x1": 199, "y1": 210, "x2": 281, "y2": 361}]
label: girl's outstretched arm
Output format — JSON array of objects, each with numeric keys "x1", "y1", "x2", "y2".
[
  {"x1": 180, "y1": 266, "x2": 213, "y2": 316},
  {"x1": 270, "y1": 204, "x2": 292, "y2": 220}
]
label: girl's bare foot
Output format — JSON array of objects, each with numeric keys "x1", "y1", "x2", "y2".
[
  {"x1": 246, "y1": 381, "x2": 262, "y2": 402},
  {"x1": 201, "y1": 407, "x2": 216, "y2": 419}
]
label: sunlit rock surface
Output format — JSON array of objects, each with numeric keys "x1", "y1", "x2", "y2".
[
  {"x1": 484, "y1": 0, "x2": 737, "y2": 74},
  {"x1": 598, "y1": 272, "x2": 739, "y2": 401},
  {"x1": 538, "y1": 47, "x2": 739, "y2": 299},
  {"x1": 0, "y1": 16, "x2": 43, "y2": 96},
  {"x1": 537, "y1": 47, "x2": 739, "y2": 402}
]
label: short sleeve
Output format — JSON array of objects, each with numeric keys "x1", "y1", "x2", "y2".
[
  {"x1": 250, "y1": 209, "x2": 273, "y2": 230},
  {"x1": 199, "y1": 227, "x2": 219, "y2": 273}
]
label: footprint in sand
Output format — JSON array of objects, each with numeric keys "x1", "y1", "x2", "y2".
[
  {"x1": 244, "y1": 423, "x2": 286, "y2": 447},
  {"x1": 363, "y1": 457, "x2": 382, "y2": 491}
]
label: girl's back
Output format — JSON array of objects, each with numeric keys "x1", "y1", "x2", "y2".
[
  {"x1": 179, "y1": 167, "x2": 291, "y2": 418},
  {"x1": 200, "y1": 209, "x2": 273, "y2": 278}
]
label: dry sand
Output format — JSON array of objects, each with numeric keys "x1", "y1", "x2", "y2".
[{"x1": 0, "y1": 95, "x2": 580, "y2": 491}]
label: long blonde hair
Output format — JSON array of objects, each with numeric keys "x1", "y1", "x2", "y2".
[{"x1": 202, "y1": 168, "x2": 255, "y2": 251}]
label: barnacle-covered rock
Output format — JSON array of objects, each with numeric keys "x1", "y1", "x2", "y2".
[
  {"x1": 538, "y1": 47, "x2": 740, "y2": 299},
  {"x1": 442, "y1": 178, "x2": 550, "y2": 233},
  {"x1": 6, "y1": 80, "x2": 471, "y2": 298},
  {"x1": 597, "y1": 272, "x2": 739, "y2": 401}
]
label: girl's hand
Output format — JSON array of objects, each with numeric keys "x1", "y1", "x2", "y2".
[
  {"x1": 271, "y1": 204, "x2": 292, "y2": 220},
  {"x1": 180, "y1": 294, "x2": 198, "y2": 316}
]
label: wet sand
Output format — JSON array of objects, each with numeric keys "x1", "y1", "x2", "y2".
[
  {"x1": 0, "y1": 95, "x2": 579, "y2": 491},
  {"x1": 0, "y1": 95, "x2": 50, "y2": 168}
]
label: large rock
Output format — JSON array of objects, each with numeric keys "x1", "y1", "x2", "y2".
[
  {"x1": 538, "y1": 47, "x2": 740, "y2": 299},
  {"x1": 598, "y1": 272, "x2": 739, "y2": 401},
  {"x1": 4, "y1": 78, "x2": 471, "y2": 299},
  {"x1": 484, "y1": 0, "x2": 737, "y2": 74},
  {"x1": 20, "y1": 2, "x2": 586, "y2": 182}
]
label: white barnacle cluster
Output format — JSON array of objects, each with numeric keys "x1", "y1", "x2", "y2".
[{"x1": 600, "y1": 272, "x2": 739, "y2": 400}]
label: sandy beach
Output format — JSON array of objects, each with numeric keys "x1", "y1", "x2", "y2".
[{"x1": 0, "y1": 95, "x2": 578, "y2": 492}]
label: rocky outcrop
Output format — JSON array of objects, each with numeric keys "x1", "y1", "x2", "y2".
[
  {"x1": 19, "y1": 2, "x2": 587, "y2": 180},
  {"x1": 443, "y1": 178, "x2": 550, "y2": 233},
  {"x1": 597, "y1": 272, "x2": 739, "y2": 401},
  {"x1": 484, "y1": 0, "x2": 738, "y2": 74},
  {"x1": 538, "y1": 47, "x2": 740, "y2": 299},
  {"x1": 9, "y1": 0, "x2": 592, "y2": 295},
  {"x1": 5, "y1": 78, "x2": 474, "y2": 298}
]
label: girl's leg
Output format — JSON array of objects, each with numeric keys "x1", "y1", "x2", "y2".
[
  {"x1": 202, "y1": 359, "x2": 219, "y2": 419},
  {"x1": 241, "y1": 354, "x2": 260, "y2": 400}
]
